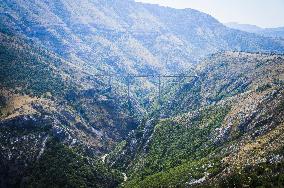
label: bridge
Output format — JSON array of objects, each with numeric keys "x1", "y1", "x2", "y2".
[{"x1": 90, "y1": 73, "x2": 198, "y2": 108}]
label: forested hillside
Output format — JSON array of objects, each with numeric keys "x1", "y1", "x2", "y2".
[
  {"x1": 109, "y1": 52, "x2": 284, "y2": 187},
  {"x1": 0, "y1": 32, "x2": 135, "y2": 187}
]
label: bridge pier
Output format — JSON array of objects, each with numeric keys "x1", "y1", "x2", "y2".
[
  {"x1": 91, "y1": 73, "x2": 197, "y2": 115},
  {"x1": 108, "y1": 76, "x2": 112, "y2": 91},
  {"x1": 127, "y1": 75, "x2": 131, "y2": 113},
  {"x1": 158, "y1": 75, "x2": 161, "y2": 104}
]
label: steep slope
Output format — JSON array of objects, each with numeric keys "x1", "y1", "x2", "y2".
[
  {"x1": 1, "y1": 0, "x2": 284, "y2": 114},
  {"x1": 160, "y1": 51, "x2": 284, "y2": 116},
  {"x1": 0, "y1": 33, "x2": 138, "y2": 187},
  {"x1": 0, "y1": 32, "x2": 138, "y2": 152},
  {"x1": 108, "y1": 52, "x2": 284, "y2": 187},
  {"x1": 1, "y1": 0, "x2": 284, "y2": 76}
]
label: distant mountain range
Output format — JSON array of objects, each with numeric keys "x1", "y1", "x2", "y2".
[
  {"x1": 1, "y1": 0, "x2": 284, "y2": 77},
  {"x1": 226, "y1": 22, "x2": 284, "y2": 39}
]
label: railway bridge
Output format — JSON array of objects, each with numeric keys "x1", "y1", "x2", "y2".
[{"x1": 91, "y1": 73, "x2": 198, "y2": 107}]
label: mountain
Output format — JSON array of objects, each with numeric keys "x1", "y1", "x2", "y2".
[
  {"x1": 108, "y1": 52, "x2": 284, "y2": 187},
  {"x1": 1, "y1": 0, "x2": 284, "y2": 187},
  {"x1": 0, "y1": 31, "x2": 139, "y2": 152},
  {"x1": 1, "y1": 0, "x2": 284, "y2": 76},
  {"x1": 0, "y1": 32, "x2": 134, "y2": 187},
  {"x1": 1, "y1": 0, "x2": 284, "y2": 111},
  {"x1": 226, "y1": 22, "x2": 263, "y2": 33},
  {"x1": 261, "y1": 27, "x2": 284, "y2": 39},
  {"x1": 226, "y1": 22, "x2": 284, "y2": 39}
]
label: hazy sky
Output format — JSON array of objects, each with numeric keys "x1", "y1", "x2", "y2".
[{"x1": 136, "y1": 0, "x2": 284, "y2": 28}]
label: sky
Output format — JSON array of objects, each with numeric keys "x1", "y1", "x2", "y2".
[{"x1": 136, "y1": 0, "x2": 284, "y2": 28}]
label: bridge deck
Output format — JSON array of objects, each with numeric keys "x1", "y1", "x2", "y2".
[{"x1": 90, "y1": 73, "x2": 198, "y2": 111}]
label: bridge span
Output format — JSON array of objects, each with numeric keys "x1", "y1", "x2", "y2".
[{"x1": 90, "y1": 73, "x2": 198, "y2": 106}]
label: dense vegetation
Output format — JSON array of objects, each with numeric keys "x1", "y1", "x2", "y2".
[
  {"x1": 121, "y1": 105, "x2": 229, "y2": 187},
  {"x1": 0, "y1": 33, "x2": 71, "y2": 97},
  {"x1": 0, "y1": 32, "x2": 136, "y2": 187},
  {"x1": 216, "y1": 160, "x2": 284, "y2": 188},
  {"x1": 136, "y1": 106, "x2": 229, "y2": 175},
  {"x1": 25, "y1": 139, "x2": 122, "y2": 188},
  {"x1": 109, "y1": 52, "x2": 284, "y2": 187}
]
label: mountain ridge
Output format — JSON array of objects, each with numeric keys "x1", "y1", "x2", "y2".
[
  {"x1": 226, "y1": 22, "x2": 284, "y2": 39},
  {"x1": 1, "y1": 0, "x2": 284, "y2": 75}
]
